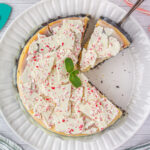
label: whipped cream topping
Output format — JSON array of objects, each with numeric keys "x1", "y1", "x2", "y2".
[
  {"x1": 19, "y1": 19, "x2": 120, "y2": 135},
  {"x1": 80, "y1": 26, "x2": 121, "y2": 71}
]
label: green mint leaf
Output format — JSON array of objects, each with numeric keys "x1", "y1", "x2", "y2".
[
  {"x1": 64, "y1": 58, "x2": 81, "y2": 88},
  {"x1": 65, "y1": 57, "x2": 74, "y2": 73},
  {"x1": 72, "y1": 70, "x2": 79, "y2": 75},
  {"x1": 69, "y1": 73, "x2": 82, "y2": 88}
]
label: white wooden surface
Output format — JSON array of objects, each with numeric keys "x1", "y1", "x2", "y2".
[{"x1": 0, "y1": 0, "x2": 150, "y2": 150}]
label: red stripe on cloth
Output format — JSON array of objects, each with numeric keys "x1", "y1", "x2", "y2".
[{"x1": 124, "y1": 0, "x2": 150, "y2": 16}]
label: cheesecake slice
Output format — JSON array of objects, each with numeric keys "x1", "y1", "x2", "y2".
[{"x1": 80, "y1": 17, "x2": 131, "y2": 72}]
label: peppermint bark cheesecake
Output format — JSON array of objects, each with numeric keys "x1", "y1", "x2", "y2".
[
  {"x1": 80, "y1": 18, "x2": 131, "y2": 72},
  {"x1": 17, "y1": 16, "x2": 122, "y2": 136}
]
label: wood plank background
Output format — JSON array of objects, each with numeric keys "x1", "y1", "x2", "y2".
[{"x1": 0, "y1": 0, "x2": 149, "y2": 150}]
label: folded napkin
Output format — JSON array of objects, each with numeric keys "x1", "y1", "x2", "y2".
[
  {"x1": 0, "y1": 134, "x2": 23, "y2": 150},
  {"x1": 0, "y1": 3, "x2": 12, "y2": 30}
]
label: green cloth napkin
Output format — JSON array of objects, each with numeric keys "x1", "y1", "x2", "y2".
[{"x1": 0, "y1": 3, "x2": 12, "y2": 30}]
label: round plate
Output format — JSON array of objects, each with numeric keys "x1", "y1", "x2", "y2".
[{"x1": 0, "y1": 0, "x2": 150, "y2": 150}]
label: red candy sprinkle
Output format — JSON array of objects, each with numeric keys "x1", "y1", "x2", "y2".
[
  {"x1": 62, "y1": 119, "x2": 65, "y2": 122},
  {"x1": 36, "y1": 66, "x2": 39, "y2": 68},
  {"x1": 98, "y1": 37, "x2": 101, "y2": 40},
  {"x1": 46, "y1": 45, "x2": 49, "y2": 48},
  {"x1": 69, "y1": 129, "x2": 74, "y2": 134},
  {"x1": 79, "y1": 124, "x2": 83, "y2": 130},
  {"x1": 51, "y1": 87, "x2": 55, "y2": 89},
  {"x1": 34, "y1": 59, "x2": 36, "y2": 61},
  {"x1": 100, "y1": 117, "x2": 103, "y2": 121},
  {"x1": 41, "y1": 49, "x2": 44, "y2": 51},
  {"x1": 62, "y1": 42, "x2": 64, "y2": 46}
]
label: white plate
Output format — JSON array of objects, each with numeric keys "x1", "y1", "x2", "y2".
[{"x1": 0, "y1": 0, "x2": 150, "y2": 150}]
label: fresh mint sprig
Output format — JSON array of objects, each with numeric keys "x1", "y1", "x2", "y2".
[
  {"x1": 65, "y1": 58, "x2": 74, "y2": 73},
  {"x1": 65, "y1": 58, "x2": 81, "y2": 88}
]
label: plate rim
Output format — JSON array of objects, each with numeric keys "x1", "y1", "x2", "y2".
[{"x1": 0, "y1": 0, "x2": 150, "y2": 150}]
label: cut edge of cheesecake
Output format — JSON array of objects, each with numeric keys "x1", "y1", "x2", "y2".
[
  {"x1": 82, "y1": 82, "x2": 123, "y2": 135},
  {"x1": 80, "y1": 17, "x2": 131, "y2": 72}
]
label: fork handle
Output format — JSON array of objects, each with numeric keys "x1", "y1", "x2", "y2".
[{"x1": 118, "y1": 0, "x2": 145, "y2": 26}]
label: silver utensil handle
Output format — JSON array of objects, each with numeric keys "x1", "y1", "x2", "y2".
[{"x1": 118, "y1": 0, "x2": 145, "y2": 26}]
